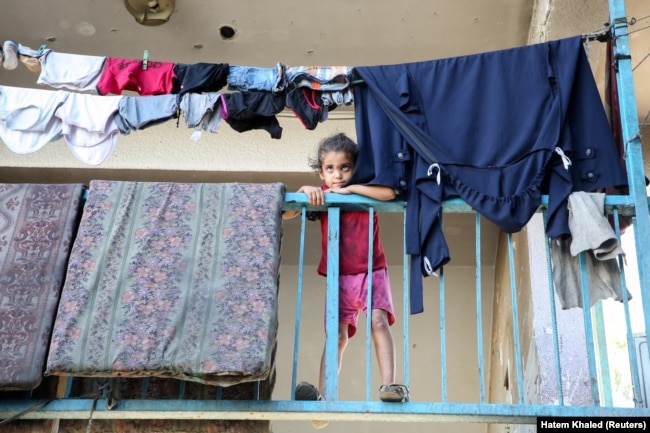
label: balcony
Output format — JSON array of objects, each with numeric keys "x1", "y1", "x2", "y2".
[{"x1": 0, "y1": 191, "x2": 649, "y2": 432}]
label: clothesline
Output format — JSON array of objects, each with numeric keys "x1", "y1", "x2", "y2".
[
  {"x1": 0, "y1": 30, "x2": 610, "y2": 168},
  {"x1": 0, "y1": 40, "x2": 362, "y2": 165}
]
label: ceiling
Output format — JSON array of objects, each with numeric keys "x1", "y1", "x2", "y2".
[{"x1": 0, "y1": 0, "x2": 648, "y2": 268}]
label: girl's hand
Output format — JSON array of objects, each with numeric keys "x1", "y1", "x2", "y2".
[{"x1": 298, "y1": 185, "x2": 325, "y2": 206}]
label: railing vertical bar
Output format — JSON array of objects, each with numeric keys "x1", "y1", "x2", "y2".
[
  {"x1": 507, "y1": 233, "x2": 525, "y2": 404},
  {"x1": 613, "y1": 209, "x2": 643, "y2": 407},
  {"x1": 290, "y1": 207, "x2": 308, "y2": 398},
  {"x1": 439, "y1": 212, "x2": 447, "y2": 402},
  {"x1": 64, "y1": 376, "x2": 73, "y2": 398},
  {"x1": 402, "y1": 207, "x2": 410, "y2": 388},
  {"x1": 475, "y1": 212, "x2": 485, "y2": 403},
  {"x1": 577, "y1": 252, "x2": 601, "y2": 405},
  {"x1": 593, "y1": 303, "x2": 612, "y2": 406},
  {"x1": 542, "y1": 211, "x2": 564, "y2": 405},
  {"x1": 178, "y1": 380, "x2": 186, "y2": 400},
  {"x1": 215, "y1": 386, "x2": 222, "y2": 400},
  {"x1": 365, "y1": 207, "x2": 375, "y2": 401},
  {"x1": 324, "y1": 207, "x2": 341, "y2": 401},
  {"x1": 141, "y1": 377, "x2": 149, "y2": 400},
  {"x1": 253, "y1": 381, "x2": 260, "y2": 400}
]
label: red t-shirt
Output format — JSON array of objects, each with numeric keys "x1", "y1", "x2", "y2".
[
  {"x1": 97, "y1": 58, "x2": 176, "y2": 96},
  {"x1": 316, "y1": 187, "x2": 388, "y2": 276}
]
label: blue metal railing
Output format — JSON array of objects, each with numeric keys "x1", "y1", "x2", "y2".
[{"x1": 2, "y1": 193, "x2": 650, "y2": 427}]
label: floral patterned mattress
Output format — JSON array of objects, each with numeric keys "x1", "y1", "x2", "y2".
[
  {"x1": 0, "y1": 183, "x2": 85, "y2": 390},
  {"x1": 45, "y1": 180, "x2": 285, "y2": 386}
]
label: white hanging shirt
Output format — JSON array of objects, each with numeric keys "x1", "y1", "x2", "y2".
[
  {"x1": 55, "y1": 92, "x2": 123, "y2": 165},
  {"x1": 38, "y1": 51, "x2": 106, "y2": 93},
  {"x1": 0, "y1": 85, "x2": 68, "y2": 154}
]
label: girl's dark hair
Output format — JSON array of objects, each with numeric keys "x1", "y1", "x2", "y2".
[{"x1": 308, "y1": 133, "x2": 359, "y2": 171}]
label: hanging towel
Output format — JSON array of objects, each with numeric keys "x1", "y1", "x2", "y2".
[{"x1": 550, "y1": 191, "x2": 630, "y2": 309}]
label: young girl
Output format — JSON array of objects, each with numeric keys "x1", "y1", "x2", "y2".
[{"x1": 285, "y1": 133, "x2": 409, "y2": 408}]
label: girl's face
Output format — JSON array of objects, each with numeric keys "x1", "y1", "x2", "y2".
[{"x1": 318, "y1": 151, "x2": 354, "y2": 189}]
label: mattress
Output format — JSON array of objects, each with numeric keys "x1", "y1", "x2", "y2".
[
  {"x1": 46, "y1": 181, "x2": 285, "y2": 386},
  {"x1": 0, "y1": 183, "x2": 85, "y2": 390}
]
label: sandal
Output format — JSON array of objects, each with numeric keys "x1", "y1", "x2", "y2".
[
  {"x1": 379, "y1": 383, "x2": 410, "y2": 402},
  {"x1": 295, "y1": 381, "x2": 323, "y2": 401}
]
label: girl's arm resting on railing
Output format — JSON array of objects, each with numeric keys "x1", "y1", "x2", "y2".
[{"x1": 282, "y1": 184, "x2": 397, "y2": 220}]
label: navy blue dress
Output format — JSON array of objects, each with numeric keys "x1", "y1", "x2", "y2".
[{"x1": 351, "y1": 36, "x2": 628, "y2": 314}]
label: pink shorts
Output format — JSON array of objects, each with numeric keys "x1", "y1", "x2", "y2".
[{"x1": 331, "y1": 268, "x2": 396, "y2": 338}]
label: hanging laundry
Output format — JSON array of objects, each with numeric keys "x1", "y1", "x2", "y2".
[
  {"x1": 37, "y1": 51, "x2": 106, "y2": 93},
  {"x1": 285, "y1": 65, "x2": 352, "y2": 91},
  {"x1": 116, "y1": 93, "x2": 179, "y2": 135},
  {"x1": 227, "y1": 62, "x2": 287, "y2": 93},
  {"x1": 549, "y1": 191, "x2": 631, "y2": 309},
  {"x1": 285, "y1": 87, "x2": 325, "y2": 130},
  {"x1": 222, "y1": 91, "x2": 285, "y2": 139},
  {"x1": 321, "y1": 88, "x2": 354, "y2": 110},
  {"x1": 179, "y1": 92, "x2": 223, "y2": 140},
  {"x1": 0, "y1": 85, "x2": 68, "y2": 154},
  {"x1": 351, "y1": 36, "x2": 629, "y2": 314},
  {"x1": 55, "y1": 92, "x2": 123, "y2": 165},
  {"x1": 173, "y1": 62, "x2": 229, "y2": 95},
  {"x1": 0, "y1": 40, "x2": 49, "y2": 73},
  {"x1": 96, "y1": 57, "x2": 176, "y2": 96},
  {"x1": 1, "y1": 40, "x2": 20, "y2": 70}
]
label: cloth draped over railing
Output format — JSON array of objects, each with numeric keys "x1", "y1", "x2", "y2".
[{"x1": 0, "y1": 181, "x2": 285, "y2": 392}]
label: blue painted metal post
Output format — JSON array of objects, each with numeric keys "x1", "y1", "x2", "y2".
[
  {"x1": 402, "y1": 207, "x2": 411, "y2": 389},
  {"x1": 609, "y1": 0, "x2": 650, "y2": 363},
  {"x1": 290, "y1": 208, "x2": 308, "y2": 397},
  {"x1": 578, "y1": 253, "x2": 601, "y2": 405},
  {"x1": 439, "y1": 213, "x2": 448, "y2": 402},
  {"x1": 324, "y1": 207, "x2": 341, "y2": 401},
  {"x1": 613, "y1": 208, "x2": 644, "y2": 406},
  {"x1": 543, "y1": 216, "x2": 565, "y2": 405},
  {"x1": 475, "y1": 212, "x2": 486, "y2": 403}
]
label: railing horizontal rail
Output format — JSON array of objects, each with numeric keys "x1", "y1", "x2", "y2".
[
  {"x1": 1, "y1": 399, "x2": 647, "y2": 423},
  {"x1": 283, "y1": 193, "x2": 639, "y2": 214}
]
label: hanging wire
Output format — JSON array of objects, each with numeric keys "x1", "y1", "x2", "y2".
[
  {"x1": 612, "y1": 14, "x2": 650, "y2": 130},
  {"x1": 626, "y1": 23, "x2": 650, "y2": 37},
  {"x1": 639, "y1": 108, "x2": 650, "y2": 131},
  {"x1": 633, "y1": 51, "x2": 650, "y2": 71}
]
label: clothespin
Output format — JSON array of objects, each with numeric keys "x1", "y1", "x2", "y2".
[{"x1": 142, "y1": 49, "x2": 149, "y2": 70}]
